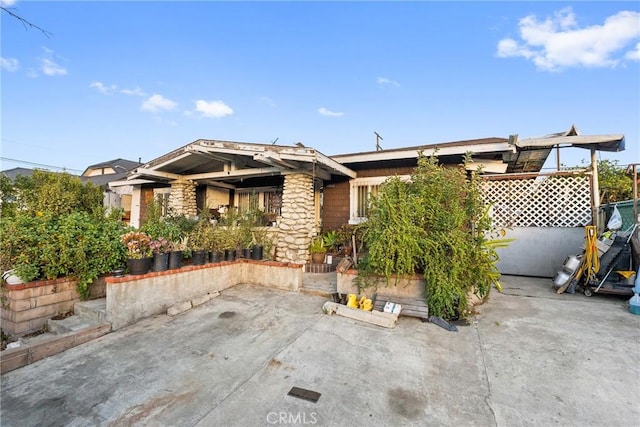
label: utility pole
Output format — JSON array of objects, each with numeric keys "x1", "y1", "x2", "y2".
[{"x1": 374, "y1": 131, "x2": 383, "y2": 151}]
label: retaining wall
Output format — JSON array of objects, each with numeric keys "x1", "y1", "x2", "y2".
[
  {"x1": 1, "y1": 277, "x2": 106, "y2": 337},
  {"x1": 105, "y1": 259, "x2": 303, "y2": 330},
  {"x1": 337, "y1": 269, "x2": 425, "y2": 299}
]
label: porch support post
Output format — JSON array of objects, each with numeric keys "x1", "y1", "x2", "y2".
[
  {"x1": 276, "y1": 173, "x2": 316, "y2": 264},
  {"x1": 169, "y1": 180, "x2": 197, "y2": 217}
]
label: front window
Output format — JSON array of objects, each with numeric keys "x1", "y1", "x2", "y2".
[
  {"x1": 349, "y1": 176, "x2": 409, "y2": 223},
  {"x1": 235, "y1": 187, "x2": 282, "y2": 224}
]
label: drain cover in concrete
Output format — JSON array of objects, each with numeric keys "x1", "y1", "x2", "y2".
[{"x1": 287, "y1": 387, "x2": 321, "y2": 403}]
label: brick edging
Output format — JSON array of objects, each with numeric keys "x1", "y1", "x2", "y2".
[
  {"x1": 0, "y1": 323, "x2": 111, "y2": 374},
  {"x1": 105, "y1": 259, "x2": 304, "y2": 284}
]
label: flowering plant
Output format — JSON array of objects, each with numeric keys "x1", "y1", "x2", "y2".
[
  {"x1": 120, "y1": 231, "x2": 152, "y2": 259},
  {"x1": 149, "y1": 237, "x2": 171, "y2": 254}
]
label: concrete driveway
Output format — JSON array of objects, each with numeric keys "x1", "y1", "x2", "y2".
[{"x1": 1, "y1": 276, "x2": 639, "y2": 426}]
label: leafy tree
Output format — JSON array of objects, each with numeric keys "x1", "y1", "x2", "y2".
[
  {"x1": 597, "y1": 160, "x2": 633, "y2": 203},
  {"x1": 3, "y1": 170, "x2": 103, "y2": 217}
]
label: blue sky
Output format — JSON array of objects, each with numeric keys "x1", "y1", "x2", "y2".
[{"x1": 1, "y1": 1, "x2": 638, "y2": 174}]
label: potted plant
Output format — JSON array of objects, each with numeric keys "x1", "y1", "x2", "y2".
[
  {"x1": 322, "y1": 230, "x2": 340, "y2": 255},
  {"x1": 205, "y1": 226, "x2": 223, "y2": 263},
  {"x1": 188, "y1": 223, "x2": 208, "y2": 265},
  {"x1": 120, "y1": 231, "x2": 153, "y2": 275},
  {"x1": 309, "y1": 236, "x2": 326, "y2": 264},
  {"x1": 150, "y1": 237, "x2": 171, "y2": 272},
  {"x1": 168, "y1": 236, "x2": 188, "y2": 269}
]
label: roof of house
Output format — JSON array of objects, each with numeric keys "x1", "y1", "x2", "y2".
[
  {"x1": 81, "y1": 158, "x2": 141, "y2": 186},
  {"x1": 115, "y1": 139, "x2": 357, "y2": 188},
  {"x1": 82, "y1": 158, "x2": 141, "y2": 176},
  {"x1": 110, "y1": 125, "x2": 626, "y2": 187},
  {"x1": 1, "y1": 167, "x2": 38, "y2": 181}
]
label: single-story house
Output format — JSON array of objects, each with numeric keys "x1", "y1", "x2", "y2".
[
  {"x1": 110, "y1": 125, "x2": 625, "y2": 267},
  {"x1": 81, "y1": 158, "x2": 141, "y2": 221}
]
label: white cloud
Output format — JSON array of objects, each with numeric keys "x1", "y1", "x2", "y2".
[
  {"x1": 42, "y1": 58, "x2": 67, "y2": 76},
  {"x1": 318, "y1": 107, "x2": 344, "y2": 117},
  {"x1": 497, "y1": 8, "x2": 640, "y2": 71},
  {"x1": 120, "y1": 86, "x2": 146, "y2": 96},
  {"x1": 89, "y1": 82, "x2": 147, "y2": 97},
  {"x1": 89, "y1": 81, "x2": 117, "y2": 95},
  {"x1": 0, "y1": 57, "x2": 19, "y2": 72},
  {"x1": 36, "y1": 48, "x2": 67, "y2": 77},
  {"x1": 191, "y1": 100, "x2": 234, "y2": 118},
  {"x1": 1, "y1": 0, "x2": 17, "y2": 6},
  {"x1": 377, "y1": 77, "x2": 400, "y2": 87},
  {"x1": 626, "y1": 42, "x2": 640, "y2": 61},
  {"x1": 141, "y1": 94, "x2": 178, "y2": 112}
]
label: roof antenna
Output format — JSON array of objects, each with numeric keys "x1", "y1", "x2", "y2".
[
  {"x1": 271, "y1": 137, "x2": 279, "y2": 145},
  {"x1": 374, "y1": 131, "x2": 383, "y2": 151}
]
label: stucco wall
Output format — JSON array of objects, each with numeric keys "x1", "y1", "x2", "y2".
[{"x1": 105, "y1": 260, "x2": 303, "y2": 330}]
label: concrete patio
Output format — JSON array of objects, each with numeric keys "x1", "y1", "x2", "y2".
[{"x1": 1, "y1": 275, "x2": 638, "y2": 426}]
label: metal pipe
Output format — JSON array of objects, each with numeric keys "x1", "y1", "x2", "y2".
[
  {"x1": 633, "y1": 164, "x2": 638, "y2": 225},
  {"x1": 591, "y1": 148, "x2": 600, "y2": 231}
]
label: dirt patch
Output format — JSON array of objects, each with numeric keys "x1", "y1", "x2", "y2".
[
  {"x1": 51, "y1": 310, "x2": 74, "y2": 321},
  {"x1": 1, "y1": 327, "x2": 47, "y2": 351},
  {"x1": 218, "y1": 311, "x2": 236, "y2": 319}
]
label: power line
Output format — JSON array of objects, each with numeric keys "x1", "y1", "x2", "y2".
[{"x1": 0, "y1": 157, "x2": 83, "y2": 173}]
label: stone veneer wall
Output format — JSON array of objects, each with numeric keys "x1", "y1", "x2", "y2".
[
  {"x1": 169, "y1": 180, "x2": 197, "y2": 217},
  {"x1": 275, "y1": 173, "x2": 317, "y2": 264}
]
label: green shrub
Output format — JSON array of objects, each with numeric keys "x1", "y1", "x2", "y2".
[
  {"x1": 357, "y1": 153, "x2": 509, "y2": 320},
  {"x1": 0, "y1": 211, "x2": 127, "y2": 299},
  {"x1": 0, "y1": 171, "x2": 127, "y2": 299}
]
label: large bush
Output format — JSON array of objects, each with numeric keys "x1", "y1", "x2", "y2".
[
  {"x1": 358, "y1": 154, "x2": 508, "y2": 320},
  {"x1": 0, "y1": 170, "x2": 127, "y2": 298}
]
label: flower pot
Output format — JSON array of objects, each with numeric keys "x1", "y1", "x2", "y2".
[
  {"x1": 168, "y1": 251, "x2": 183, "y2": 270},
  {"x1": 311, "y1": 252, "x2": 326, "y2": 264},
  {"x1": 224, "y1": 249, "x2": 236, "y2": 261},
  {"x1": 152, "y1": 252, "x2": 169, "y2": 272},
  {"x1": 192, "y1": 250, "x2": 207, "y2": 265},
  {"x1": 251, "y1": 245, "x2": 263, "y2": 260},
  {"x1": 210, "y1": 251, "x2": 223, "y2": 263},
  {"x1": 126, "y1": 257, "x2": 152, "y2": 275}
]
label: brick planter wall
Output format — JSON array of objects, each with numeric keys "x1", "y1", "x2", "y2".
[{"x1": 1, "y1": 277, "x2": 106, "y2": 338}]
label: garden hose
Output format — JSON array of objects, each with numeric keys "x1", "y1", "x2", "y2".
[{"x1": 581, "y1": 226, "x2": 600, "y2": 283}]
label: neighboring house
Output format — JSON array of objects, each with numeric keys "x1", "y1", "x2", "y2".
[
  {"x1": 1, "y1": 167, "x2": 38, "y2": 181},
  {"x1": 110, "y1": 126, "x2": 625, "y2": 266},
  {"x1": 81, "y1": 158, "x2": 140, "y2": 221}
]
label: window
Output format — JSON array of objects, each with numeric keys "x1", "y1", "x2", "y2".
[
  {"x1": 237, "y1": 191, "x2": 259, "y2": 214},
  {"x1": 154, "y1": 188, "x2": 171, "y2": 216},
  {"x1": 235, "y1": 187, "x2": 282, "y2": 217},
  {"x1": 349, "y1": 176, "x2": 409, "y2": 223}
]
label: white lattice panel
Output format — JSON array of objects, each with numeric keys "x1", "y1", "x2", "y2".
[{"x1": 482, "y1": 175, "x2": 591, "y2": 228}]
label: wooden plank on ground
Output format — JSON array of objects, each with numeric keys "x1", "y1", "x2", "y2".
[
  {"x1": 322, "y1": 301, "x2": 398, "y2": 328},
  {"x1": 374, "y1": 294, "x2": 429, "y2": 320}
]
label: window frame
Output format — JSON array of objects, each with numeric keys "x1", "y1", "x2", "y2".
[{"x1": 349, "y1": 175, "x2": 410, "y2": 224}]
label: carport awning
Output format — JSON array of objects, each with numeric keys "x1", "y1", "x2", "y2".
[
  {"x1": 515, "y1": 124, "x2": 625, "y2": 153},
  {"x1": 517, "y1": 134, "x2": 625, "y2": 152}
]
